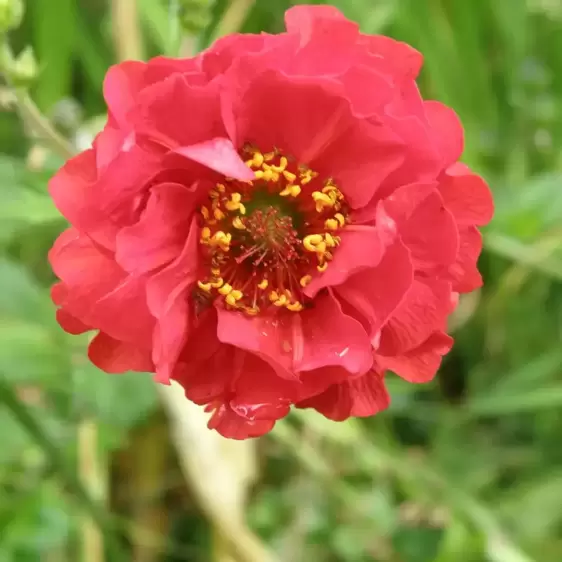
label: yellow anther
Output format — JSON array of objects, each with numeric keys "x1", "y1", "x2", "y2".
[
  {"x1": 315, "y1": 241, "x2": 327, "y2": 254},
  {"x1": 283, "y1": 170, "x2": 296, "y2": 183},
  {"x1": 273, "y1": 294, "x2": 288, "y2": 307},
  {"x1": 334, "y1": 212, "x2": 345, "y2": 226},
  {"x1": 213, "y1": 207, "x2": 225, "y2": 221},
  {"x1": 253, "y1": 152, "x2": 264, "y2": 167},
  {"x1": 216, "y1": 183, "x2": 226, "y2": 193},
  {"x1": 211, "y1": 231, "x2": 231, "y2": 251},
  {"x1": 201, "y1": 206, "x2": 210, "y2": 220},
  {"x1": 325, "y1": 233, "x2": 337, "y2": 247},
  {"x1": 255, "y1": 168, "x2": 275, "y2": 181},
  {"x1": 211, "y1": 267, "x2": 221, "y2": 276},
  {"x1": 286, "y1": 302, "x2": 303, "y2": 312},
  {"x1": 225, "y1": 193, "x2": 243, "y2": 211},
  {"x1": 232, "y1": 216, "x2": 246, "y2": 230},
  {"x1": 300, "y1": 168, "x2": 317, "y2": 185},
  {"x1": 280, "y1": 184, "x2": 301, "y2": 197},
  {"x1": 197, "y1": 281, "x2": 212, "y2": 292},
  {"x1": 271, "y1": 156, "x2": 288, "y2": 172},
  {"x1": 210, "y1": 277, "x2": 224, "y2": 289},
  {"x1": 218, "y1": 283, "x2": 233, "y2": 296},
  {"x1": 225, "y1": 289, "x2": 243, "y2": 307},
  {"x1": 263, "y1": 152, "x2": 275, "y2": 162},
  {"x1": 258, "y1": 279, "x2": 269, "y2": 290},
  {"x1": 269, "y1": 291, "x2": 280, "y2": 302},
  {"x1": 201, "y1": 227, "x2": 211, "y2": 241},
  {"x1": 238, "y1": 203, "x2": 246, "y2": 215},
  {"x1": 317, "y1": 261, "x2": 328, "y2": 272},
  {"x1": 303, "y1": 234, "x2": 324, "y2": 252},
  {"x1": 300, "y1": 275, "x2": 312, "y2": 287},
  {"x1": 312, "y1": 191, "x2": 334, "y2": 205},
  {"x1": 245, "y1": 306, "x2": 260, "y2": 316},
  {"x1": 325, "y1": 218, "x2": 339, "y2": 230}
]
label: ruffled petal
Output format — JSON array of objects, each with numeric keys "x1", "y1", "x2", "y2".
[
  {"x1": 378, "y1": 277, "x2": 452, "y2": 355},
  {"x1": 284, "y1": 5, "x2": 359, "y2": 75},
  {"x1": 295, "y1": 291, "x2": 373, "y2": 375},
  {"x1": 88, "y1": 332, "x2": 154, "y2": 374},
  {"x1": 296, "y1": 369, "x2": 390, "y2": 421},
  {"x1": 215, "y1": 306, "x2": 295, "y2": 378},
  {"x1": 173, "y1": 137, "x2": 255, "y2": 181},
  {"x1": 146, "y1": 221, "x2": 201, "y2": 383},
  {"x1": 133, "y1": 74, "x2": 224, "y2": 149},
  {"x1": 335, "y1": 240, "x2": 413, "y2": 339},
  {"x1": 424, "y1": 101, "x2": 464, "y2": 169},
  {"x1": 304, "y1": 224, "x2": 395, "y2": 297},
  {"x1": 437, "y1": 164, "x2": 494, "y2": 226},
  {"x1": 49, "y1": 229, "x2": 154, "y2": 345},
  {"x1": 446, "y1": 226, "x2": 484, "y2": 293},
  {"x1": 207, "y1": 401, "x2": 275, "y2": 440},
  {"x1": 116, "y1": 182, "x2": 196, "y2": 275},
  {"x1": 399, "y1": 190, "x2": 459, "y2": 271},
  {"x1": 377, "y1": 331, "x2": 453, "y2": 383}
]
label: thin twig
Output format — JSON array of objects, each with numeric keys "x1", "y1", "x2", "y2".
[
  {"x1": 78, "y1": 420, "x2": 106, "y2": 562},
  {"x1": 158, "y1": 384, "x2": 278, "y2": 562},
  {"x1": 110, "y1": 0, "x2": 144, "y2": 61},
  {"x1": 13, "y1": 89, "x2": 75, "y2": 160},
  {"x1": 212, "y1": 0, "x2": 256, "y2": 41}
]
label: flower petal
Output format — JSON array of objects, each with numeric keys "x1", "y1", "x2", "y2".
[
  {"x1": 335, "y1": 240, "x2": 413, "y2": 339},
  {"x1": 116, "y1": 182, "x2": 196, "y2": 275},
  {"x1": 424, "y1": 101, "x2": 464, "y2": 168},
  {"x1": 133, "y1": 74, "x2": 224, "y2": 149},
  {"x1": 49, "y1": 229, "x2": 154, "y2": 345},
  {"x1": 88, "y1": 332, "x2": 154, "y2": 374},
  {"x1": 173, "y1": 137, "x2": 255, "y2": 181},
  {"x1": 304, "y1": 224, "x2": 395, "y2": 297},
  {"x1": 295, "y1": 291, "x2": 373, "y2": 375},
  {"x1": 215, "y1": 307, "x2": 295, "y2": 378},
  {"x1": 207, "y1": 401, "x2": 275, "y2": 440},
  {"x1": 399, "y1": 190, "x2": 459, "y2": 270},
  {"x1": 296, "y1": 370, "x2": 390, "y2": 421},
  {"x1": 446, "y1": 226, "x2": 484, "y2": 293},
  {"x1": 378, "y1": 277, "x2": 452, "y2": 355},
  {"x1": 438, "y1": 165, "x2": 494, "y2": 226},
  {"x1": 377, "y1": 331, "x2": 453, "y2": 383}
]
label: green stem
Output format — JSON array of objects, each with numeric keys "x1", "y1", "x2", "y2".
[{"x1": 0, "y1": 375, "x2": 125, "y2": 560}]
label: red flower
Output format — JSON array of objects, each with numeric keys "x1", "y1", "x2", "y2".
[{"x1": 49, "y1": 5, "x2": 493, "y2": 439}]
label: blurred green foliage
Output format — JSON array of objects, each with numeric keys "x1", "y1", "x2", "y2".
[{"x1": 1, "y1": 1, "x2": 562, "y2": 561}]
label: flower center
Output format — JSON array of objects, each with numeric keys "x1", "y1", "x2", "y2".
[{"x1": 196, "y1": 146, "x2": 349, "y2": 315}]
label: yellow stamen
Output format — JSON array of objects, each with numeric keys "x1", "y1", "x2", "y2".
[
  {"x1": 232, "y1": 216, "x2": 246, "y2": 230},
  {"x1": 201, "y1": 227, "x2": 211, "y2": 242},
  {"x1": 303, "y1": 234, "x2": 324, "y2": 252},
  {"x1": 258, "y1": 279, "x2": 269, "y2": 290},
  {"x1": 273, "y1": 294, "x2": 288, "y2": 307},
  {"x1": 300, "y1": 275, "x2": 312, "y2": 287},
  {"x1": 213, "y1": 207, "x2": 225, "y2": 221},
  {"x1": 218, "y1": 283, "x2": 233, "y2": 296},
  {"x1": 280, "y1": 184, "x2": 301, "y2": 197},
  {"x1": 283, "y1": 170, "x2": 296, "y2": 183},
  {"x1": 334, "y1": 212, "x2": 346, "y2": 226},
  {"x1": 317, "y1": 262, "x2": 328, "y2": 272},
  {"x1": 286, "y1": 302, "x2": 303, "y2": 312},
  {"x1": 197, "y1": 281, "x2": 211, "y2": 292},
  {"x1": 210, "y1": 277, "x2": 224, "y2": 289},
  {"x1": 325, "y1": 218, "x2": 339, "y2": 230}
]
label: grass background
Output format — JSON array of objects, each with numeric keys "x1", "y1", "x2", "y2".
[{"x1": 1, "y1": 0, "x2": 562, "y2": 561}]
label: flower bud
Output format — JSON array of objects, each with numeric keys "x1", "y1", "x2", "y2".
[
  {"x1": 0, "y1": 0, "x2": 24, "y2": 34},
  {"x1": 9, "y1": 45, "x2": 37, "y2": 88},
  {"x1": 179, "y1": 0, "x2": 212, "y2": 35}
]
